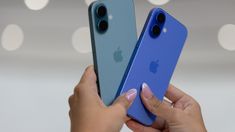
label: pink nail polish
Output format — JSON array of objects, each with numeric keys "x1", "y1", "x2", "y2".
[
  {"x1": 142, "y1": 82, "x2": 153, "y2": 99},
  {"x1": 125, "y1": 89, "x2": 137, "y2": 101}
]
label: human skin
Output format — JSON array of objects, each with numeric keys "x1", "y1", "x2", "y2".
[
  {"x1": 68, "y1": 66, "x2": 137, "y2": 132},
  {"x1": 69, "y1": 66, "x2": 206, "y2": 132},
  {"x1": 126, "y1": 83, "x2": 207, "y2": 132}
]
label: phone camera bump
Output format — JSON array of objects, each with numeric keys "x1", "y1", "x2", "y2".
[
  {"x1": 151, "y1": 24, "x2": 161, "y2": 37},
  {"x1": 157, "y1": 13, "x2": 166, "y2": 24},
  {"x1": 98, "y1": 20, "x2": 108, "y2": 33},
  {"x1": 96, "y1": 5, "x2": 107, "y2": 18}
]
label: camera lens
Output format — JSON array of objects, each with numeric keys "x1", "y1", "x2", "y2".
[
  {"x1": 151, "y1": 25, "x2": 161, "y2": 37},
  {"x1": 157, "y1": 13, "x2": 165, "y2": 23},
  {"x1": 98, "y1": 20, "x2": 108, "y2": 32},
  {"x1": 96, "y1": 5, "x2": 107, "y2": 18}
]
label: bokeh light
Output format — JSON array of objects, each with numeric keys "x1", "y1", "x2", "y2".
[
  {"x1": 218, "y1": 24, "x2": 235, "y2": 51},
  {"x1": 72, "y1": 27, "x2": 92, "y2": 54},
  {"x1": 147, "y1": 0, "x2": 170, "y2": 6},
  {"x1": 1, "y1": 24, "x2": 24, "y2": 51},
  {"x1": 85, "y1": 0, "x2": 97, "y2": 6},
  {"x1": 24, "y1": 0, "x2": 49, "y2": 10}
]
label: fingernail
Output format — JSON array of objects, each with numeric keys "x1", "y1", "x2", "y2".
[
  {"x1": 125, "y1": 89, "x2": 137, "y2": 101},
  {"x1": 142, "y1": 82, "x2": 153, "y2": 99}
]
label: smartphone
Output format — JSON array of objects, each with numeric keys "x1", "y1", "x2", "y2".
[
  {"x1": 117, "y1": 8, "x2": 188, "y2": 125},
  {"x1": 88, "y1": 0, "x2": 137, "y2": 105}
]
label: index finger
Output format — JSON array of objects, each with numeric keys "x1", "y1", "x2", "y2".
[
  {"x1": 73, "y1": 66, "x2": 101, "y2": 105},
  {"x1": 79, "y1": 65, "x2": 97, "y2": 86},
  {"x1": 165, "y1": 84, "x2": 186, "y2": 103},
  {"x1": 74, "y1": 65, "x2": 98, "y2": 94}
]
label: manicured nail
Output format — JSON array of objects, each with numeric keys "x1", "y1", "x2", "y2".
[
  {"x1": 142, "y1": 82, "x2": 153, "y2": 99},
  {"x1": 125, "y1": 89, "x2": 137, "y2": 101}
]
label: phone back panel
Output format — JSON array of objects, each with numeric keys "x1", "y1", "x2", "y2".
[
  {"x1": 118, "y1": 8, "x2": 188, "y2": 125},
  {"x1": 88, "y1": 0, "x2": 137, "y2": 105}
]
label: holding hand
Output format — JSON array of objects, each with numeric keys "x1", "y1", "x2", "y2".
[
  {"x1": 69, "y1": 66, "x2": 137, "y2": 132},
  {"x1": 126, "y1": 83, "x2": 207, "y2": 132},
  {"x1": 69, "y1": 66, "x2": 206, "y2": 132}
]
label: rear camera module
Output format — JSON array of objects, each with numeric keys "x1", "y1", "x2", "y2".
[
  {"x1": 151, "y1": 24, "x2": 161, "y2": 37},
  {"x1": 157, "y1": 13, "x2": 166, "y2": 23},
  {"x1": 98, "y1": 20, "x2": 108, "y2": 33},
  {"x1": 96, "y1": 5, "x2": 107, "y2": 18}
]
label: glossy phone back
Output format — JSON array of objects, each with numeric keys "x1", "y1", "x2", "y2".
[
  {"x1": 118, "y1": 8, "x2": 188, "y2": 125},
  {"x1": 88, "y1": 0, "x2": 137, "y2": 105}
]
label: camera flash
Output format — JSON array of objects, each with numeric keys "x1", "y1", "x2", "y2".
[
  {"x1": 163, "y1": 28, "x2": 167, "y2": 33},
  {"x1": 109, "y1": 14, "x2": 113, "y2": 20}
]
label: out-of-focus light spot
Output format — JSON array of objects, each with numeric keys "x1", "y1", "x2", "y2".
[
  {"x1": 1, "y1": 24, "x2": 24, "y2": 51},
  {"x1": 218, "y1": 24, "x2": 235, "y2": 51},
  {"x1": 72, "y1": 27, "x2": 92, "y2": 54},
  {"x1": 85, "y1": 0, "x2": 96, "y2": 6},
  {"x1": 24, "y1": 0, "x2": 49, "y2": 10},
  {"x1": 147, "y1": 0, "x2": 170, "y2": 5}
]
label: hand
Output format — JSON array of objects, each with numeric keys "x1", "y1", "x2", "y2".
[
  {"x1": 68, "y1": 66, "x2": 137, "y2": 132},
  {"x1": 126, "y1": 83, "x2": 207, "y2": 132}
]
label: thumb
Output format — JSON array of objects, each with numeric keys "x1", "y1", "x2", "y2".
[
  {"x1": 141, "y1": 83, "x2": 176, "y2": 122},
  {"x1": 110, "y1": 89, "x2": 137, "y2": 119}
]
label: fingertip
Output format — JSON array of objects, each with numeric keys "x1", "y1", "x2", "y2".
[
  {"x1": 85, "y1": 65, "x2": 95, "y2": 77},
  {"x1": 140, "y1": 84, "x2": 174, "y2": 121},
  {"x1": 124, "y1": 116, "x2": 131, "y2": 122},
  {"x1": 110, "y1": 88, "x2": 137, "y2": 119},
  {"x1": 165, "y1": 84, "x2": 186, "y2": 103},
  {"x1": 125, "y1": 88, "x2": 137, "y2": 102},
  {"x1": 85, "y1": 65, "x2": 94, "y2": 72},
  {"x1": 81, "y1": 65, "x2": 97, "y2": 83},
  {"x1": 141, "y1": 82, "x2": 153, "y2": 100},
  {"x1": 126, "y1": 120, "x2": 135, "y2": 126},
  {"x1": 73, "y1": 65, "x2": 98, "y2": 96},
  {"x1": 115, "y1": 88, "x2": 137, "y2": 108},
  {"x1": 126, "y1": 120, "x2": 142, "y2": 131},
  {"x1": 126, "y1": 120, "x2": 134, "y2": 128}
]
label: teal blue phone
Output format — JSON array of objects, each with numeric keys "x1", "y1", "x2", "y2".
[{"x1": 88, "y1": 0, "x2": 137, "y2": 105}]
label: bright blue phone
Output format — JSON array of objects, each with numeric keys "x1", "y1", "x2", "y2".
[
  {"x1": 117, "y1": 8, "x2": 188, "y2": 125},
  {"x1": 88, "y1": 0, "x2": 137, "y2": 105}
]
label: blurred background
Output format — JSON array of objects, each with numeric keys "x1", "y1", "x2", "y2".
[{"x1": 0, "y1": 0, "x2": 235, "y2": 131}]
